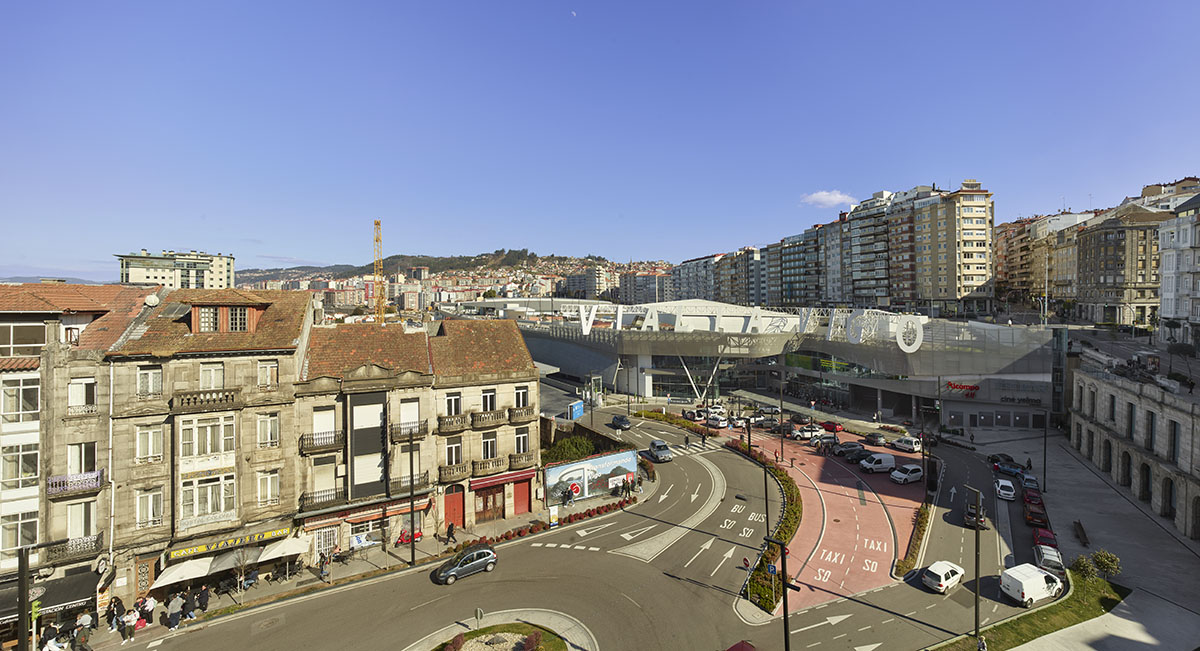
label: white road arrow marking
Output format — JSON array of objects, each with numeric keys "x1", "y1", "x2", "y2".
[
  {"x1": 684, "y1": 537, "x2": 714, "y2": 568},
  {"x1": 575, "y1": 522, "x2": 616, "y2": 537},
  {"x1": 619, "y1": 525, "x2": 656, "y2": 541},
  {"x1": 949, "y1": 486, "x2": 957, "y2": 504},
  {"x1": 710, "y1": 546, "x2": 734, "y2": 576},
  {"x1": 690, "y1": 484, "x2": 702, "y2": 503},
  {"x1": 790, "y1": 614, "x2": 852, "y2": 634},
  {"x1": 658, "y1": 483, "x2": 674, "y2": 503},
  {"x1": 854, "y1": 645, "x2": 882, "y2": 651}
]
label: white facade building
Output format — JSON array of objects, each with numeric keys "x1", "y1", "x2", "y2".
[
  {"x1": 117, "y1": 249, "x2": 235, "y2": 289},
  {"x1": 671, "y1": 254, "x2": 724, "y2": 301}
]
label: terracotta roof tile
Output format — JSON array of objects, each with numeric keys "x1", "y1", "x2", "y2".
[
  {"x1": 0, "y1": 357, "x2": 40, "y2": 372},
  {"x1": 429, "y1": 320, "x2": 535, "y2": 378},
  {"x1": 171, "y1": 289, "x2": 271, "y2": 306},
  {"x1": 306, "y1": 324, "x2": 431, "y2": 379},
  {"x1": 0, "y1": 284, "x2": 159, "y2": 352}
]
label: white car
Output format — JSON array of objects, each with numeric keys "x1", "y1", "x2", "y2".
[
  {"x1": 922, "y1": 560, "x2": 964, "y2": 594},
  {"x1": 706, "y1": 415, "x2": 728, "y2": 429},
  {"x1": 793, "y1": 424, "x2": 822, "y2": 440},
  {"x1": 890, "y1": 464, "x2": 924, "y2": 484},
  {"x1": 892, "y1": 436, "x2": 922, "y2": 453},
  {"x1": 758, "y1": 406, "x2": 782, "y2": 415},
  {"x1": 995, "y1": 478, "x2": 1017, "y2": 501}
]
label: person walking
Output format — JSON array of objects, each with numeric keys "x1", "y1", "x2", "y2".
[
  {"x1": 446, "y1": 521, "x2": 457, "y2": 544},
  {"x1": 684, "y1": 434, "x2": 690, "y2": 449},
  {"x1": 636, "y1": 475, "x2": 643, "y2": 494},
  {"x1": 183, "y1": 589, "x2": 196, "y2": 621},
  {"x1": 167, "y1": 592, "x2": 184, "y2": 631},
  {"x1": 73, "y1": 612, "x2": 94, "y2": 651},
  {"x1": 121, "y1": 609, "x2": 137, "y2": 645},
  {"x1": 197, "y1": 584, "x2": 210, "y2": 614}
]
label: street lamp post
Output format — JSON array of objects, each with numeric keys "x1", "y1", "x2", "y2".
[{"x1": 965, "y1": 484, "x2": 983, "y2": 643}]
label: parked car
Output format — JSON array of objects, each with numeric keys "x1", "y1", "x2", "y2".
[
  {"x1": 864, "y1": 432, "x2": 887, "y2": 446},
  {"x1": 833, "y1": 442, "x2": 864, "y2": 456},
  {"x1": 1033, "y1": 527, "x2": 1058, "y2": 548},
  {"x1": 435, "y1": 543, "x2": 497, "y2": 585},
  {"x1": 921, "y1": 560, "x2": 964, "y2": 594},
  {"x1": 729, "y1": 416, "x2": 746, "y2": 428},
  {"x1": 820, "y1": 421, "x2": 844, "y2": 432},
  {"x1": 987, "y1": 453, "x2": 1017, "y2": 466},
  {"x1": 995, "y1": 478, "x2": 1016, "y2": 501},
  {"x1": 1023, "y1": 487, "x2": 1043, "y2": 505},
  {"x1": 611, "y1": 415, "x2": 632, "y2": 430},
  {"x1": 759, "y1": 406, "x2": 782, "y2": 415},
  {"x1": 707, "y1": 404, "x2": 727, "y2": 416},
  {"x1": 891, "y1": 464, "x2": 924, "y2": 484},
  {"x1": 892, "y1": 436, "x2": 922, "y2": 453},
  {"x1": 1001, "y1": 563, "x2": 1062, "y2": 607},
  {"x1": 790, "y1": 413, "x2": 812, "y2": 425},
  {"x1": 1021, "y1": 474, "x2": 1041, "y2": 491},
  {"x1": 706, "y1": 415, "x2": 729, "y2": 429},
  {"x1": 760, "y1": 417, "x2": 780, "y2": 429},
  {"x1": 994, "y1": 461, "x2": 1025, "y2": 477},
  {"x1": 1033, "y1": 544, "x2": 1066, "y2": 580},
  {"x1": 1023, "y1": 503, "x2": 1049, "y2": 527},
  {"x1": 859, "y1": 453, "x2": 896, "y2": 474},
  {"x1": 964, "y1": 501, "x2": 988, "y2": 529},
  {"x1": 846, "y1": 449, "x2": 875, "y2": 464},
  {"x1": 795, "y1": 424, "x2": 823, "y2": 440},
  {"x1": 811, "y1": 432, "x2": 840, "y2": 448},
  {"x1": 690, "y1": 411, "x2": 707, "y2": 423},
  {"x1": 648, "y1": 440, "x2": 673, "y2": 463}
]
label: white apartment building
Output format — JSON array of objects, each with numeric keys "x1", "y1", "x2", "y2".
[
  {"x1": 670, "y1": 254, "x2": 724, "y2": 301},
  {"x1": 117, "y1": 250, "x2": 235, "y2": 289},
  {"x1": 1159, "y1": 195, "x2": 1200, "y2": 345},
  {"x1": 847, "y1": 190, "x2": 893, "y2": 308}
]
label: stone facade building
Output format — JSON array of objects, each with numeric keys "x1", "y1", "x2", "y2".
[{"x1": 1075, "y1": 203, "x2": 1170, "y2": 325}]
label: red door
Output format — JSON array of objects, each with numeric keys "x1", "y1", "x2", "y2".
[
  {"x1": 445, "y1": 485, "x2": 465, "y2": 529},
  {"x1": 513, "y1": 480, "x2": 530, "y2": 515}
]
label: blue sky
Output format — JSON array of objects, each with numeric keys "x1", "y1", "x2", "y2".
[{"x1": 2, "y1": 1, "x2": 1198, "y2": 281}]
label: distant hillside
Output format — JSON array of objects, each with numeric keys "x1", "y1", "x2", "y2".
[
  {"x1": 239, "y1": 249, "x2": 611, "y2": 284},
  {"x1": 0, "y1": 276, "x2": 110, "y2": 285}
]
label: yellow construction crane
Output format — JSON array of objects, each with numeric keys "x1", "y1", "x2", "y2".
[{"x1": 374, "y1": 219, "x2": 386, "y2": 323}]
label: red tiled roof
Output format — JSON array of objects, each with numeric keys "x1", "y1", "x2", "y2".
[
  {"x1": 0, "y1": 284, "x2": 160, "y2": 352},
  {"x1": 306, "y1": 325, "x2": 431, "y2": 379},
  {"x1": 111, "y1": 289, "x2": 310, "y2": 358},
  {"x1": 0, "y1": 357, "x2": 40, "y2": 372},
  {"x1": 429, "y1": 320, "x2": 535, "y2": 378}
]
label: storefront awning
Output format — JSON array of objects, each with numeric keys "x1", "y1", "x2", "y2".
[
  {"x1": 469, "y1": 467, "x2": 537, "y2": 491},
  {"x1": 150, "y1": 557, "x2": 213, "y2": 590},
  {"x1": 258, "y1": 535, "x2": 312, "y2": 563},
  {"x1": 209, "y1": 547, "x2": 263, "y2": 575},
  {"x1": 0, "y1": 570, "x2": 98, "y2": 624}
]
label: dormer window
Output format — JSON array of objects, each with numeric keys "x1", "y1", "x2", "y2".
[
  {"x1": 229, "y1": 307, "x2": 247, "y2": 332},
  {"x1": 199, "y1": 307, "x2": 218, "y2": 332},
  {"x1": 190, "y1": 304, "x2": 261, "y2": 334}
]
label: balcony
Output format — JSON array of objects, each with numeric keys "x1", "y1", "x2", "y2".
[
  {"x1": 299, "y1": 430, "x2": 345, "y2": 455},
  {"x1": 389, "y1": 420, "x2": 429, "y2": 443},
  {"x1": 438, "y1": 462, "x2": 471, "y2": 484},
  {"x1": 508, "y1": 451, "x2": 537, "y2": 470},
  {"x1": 66, "y1": 404, "x2": 98, "y2": 416},
  {"x1": 389, "y1": 470, "x2": 431, "y2": 495},
  {"x1": 508, "y1": 405, "x2": 538, "y2": 424},
  {"x1": 43, "y1": 533, "x2": 103, "y2": 564},
  {"x1": 472, "y1": 456, "x2": 509, "y2": 477},
  {"x1": 438, "y1": 413, "x2": 469, "y2": 434},
  {"x1": 179, "y1": 510, "x2": 239, "y2": 531},
  {"x1": 46, "y1": 470, "x2": 105, "y2": 498},
  {"x1": 171, "y1": 388, "x2": 242, "y2": 415},
  {"x1": 471, "y1": 409, "x2": 507, "y2": 428},
  {"x1": 299, "y1": 487, "x2": 348, "y2": 511}
]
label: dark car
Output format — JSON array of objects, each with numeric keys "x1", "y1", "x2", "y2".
[
  {"x1": 611, "y1": 415, "x2": 632, "y2": 430},
  {"x1": 846, "y1": 449, "x2": 875, "y2": 464},
  {"x1": 821, "y1": 421, "x2": 844, "y2": 433},
  {"x1": 1033, "y1": 527, "x2": 1058, "y2": 548},
  {"x1": 1024, "y1": 503, "x2": 1049, "y2": 527},
  {"x1": 833, "y1": 442, "x2": 864, "y2": 456},
  {"x1": 435, "y1": 543, "x2": 497, "y2": 585},
  {"x1": 987, "y1": 453, "x2": 1017, "y2": 466},
  {"x1": 790, "y1": 413, "x2": 812, "y2": 425},
  {"x1": 964, "y1": 501, "x2": 988, "y2": 529},
  {"x1": 994, "y1": 461, "x2": 1025, "y2": 477},
  {"x1": 1023, "y1": 487, "x2": 1043, "y2": 505},
  {"x1": 864, "y1": 432, "x2": 887, "y2": 446}
]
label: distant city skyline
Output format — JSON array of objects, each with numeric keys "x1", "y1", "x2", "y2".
[{"x1": 3, "y1": 1, "x2": 1198, "y2": 281}]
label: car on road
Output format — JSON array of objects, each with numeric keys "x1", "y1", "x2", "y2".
[
  {"x1": 820, "y1": 421, "x2": 844, "y2": 432},
  {"x1": 891, "y1": 436, "x2": 922, "y2": 453},
  {"x1": 648, "y1": 440, "x2": 673, "y2": 462},
  {"x1": 994, "y1": 461, "x2": 1025, "y2": 477},
  {"x1": 964, "y1": 501, "x2": 988, "y2": 529},
  {"x1": 987, "y1": 453, "x2": 1017, "y2": 466},
  {"x1": 1023, "y1": 502, "x2": 1049, "y2": 527},
  {"x1": 758, "y1": 406, "x2": 782, "y2": 415},
  {"x1": 833, "y1": 442, "x2": 864, "y2": 456},
  {"x1": 864, "y1": 432, "x2": 887, "y2": 446},
  {"x1": 846, "y1": 449, "x2": 875, "y2": 464},
  {"x1": 794, "y1": 424, "x2": 823, "y2": 440},
  {"x1": 611, "y1": 415, "x2": 632, "y2": 430},
  {"x1": 730, "y1": 416, "x2": 746, "y2": 428},
  {"x1": 1021, "y1": 474, "x2": 1041, "y2": 491},
  {"x1": 790, "y1": 413, "x2": 812, "y2": 425},
  {"x1": 1023, "y1": 487, "x2": 1043, "y2": 505},
  {"x1": 922, "y1": 560, "x2": 965, "y2": 594},
  {"x1": 1033, "y1": 527, "x2": 1058, "y2": 548},
  {"x1": 760, "y1": 417, "x2": 779, "y2": 429},
  {"x1": 995, "y1": 478, "x2": 1017, "y2": 501},
  {"x1": 435, "y1": 543, "x2": 497, "y2": 585},
  {"x1": 891, "y1": 464, "x2": 924, "y2": 484},
  {"x1": 706, "y1": 415, "x2": 728, "y2": 429}
]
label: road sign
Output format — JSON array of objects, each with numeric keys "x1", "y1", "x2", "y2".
[
  {"x1": 742, "y1": 557, "x2": 750, "y2": 568},
  {"x1": 768, "y1": 564, "x2": 777, "y2": 575}
]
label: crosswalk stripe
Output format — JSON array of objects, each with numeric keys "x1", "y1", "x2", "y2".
[
  {"x1": 544, "y1": 543, "x2": 557, "y2": 548},
  {"x1": 530, "y1": 542, "x2": 543, "y2": 547}
]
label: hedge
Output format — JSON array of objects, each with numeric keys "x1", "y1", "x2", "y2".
[{"x1": 894, "y1": 504, "x2": 931, "y2": 577}]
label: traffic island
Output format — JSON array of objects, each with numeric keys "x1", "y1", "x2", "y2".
[
  {"x1": 433, "y1": 623, "x2": 565, "y2": 651},
  {"x1": 402, "y1": 608, "x2": 597, "y2": 651}
]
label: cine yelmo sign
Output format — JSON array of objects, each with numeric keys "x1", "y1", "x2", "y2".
[
  {"x1": 544, "y1": 450, "x2": 638, "y2": 504},
  {"x1": 169, "y1": 527, "x2": 292, "y2": 560}
]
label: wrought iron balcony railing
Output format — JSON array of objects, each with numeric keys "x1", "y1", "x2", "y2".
[
  {"x1": 47, "y1": 470, "x2": 105, "y2": 497},
  {"x1": 299, "y1": 430, "x2": 345, "y2": 455}
]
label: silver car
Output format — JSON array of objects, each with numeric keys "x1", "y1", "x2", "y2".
[{"x1": 648, "y1": 440, "x2": 673, "y2": 462}]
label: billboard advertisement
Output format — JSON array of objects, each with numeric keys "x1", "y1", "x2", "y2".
[
  {"x1": 567, "y1": 400, "x2": 584, "y2": 420},
  {"x1": 544, "y1": 449, "x2": 637, "y2": 504}
]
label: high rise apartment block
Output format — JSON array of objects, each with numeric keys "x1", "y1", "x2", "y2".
[
  {"x1": 117, "y1": 250, "x2": 235, "y2": 289},
  {"x1": 1076, "y1": 203, "x2": 1169, "y2": 324},
  {"x1": 847, "y1": 190, "x2": 893, "y2": 308},
  {"x1": 671, "y1": 254, "x2": 724, "y2": 301},
  {"x1": 1158, "y1": 194, "x2": 1200, "y2": 344},
  {"x1": 619, "y1": 272, "x2": 674, "y2": 304}
]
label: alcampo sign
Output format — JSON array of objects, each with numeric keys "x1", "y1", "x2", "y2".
[{"x1": 169, "y1": 527, "x2": 291, "y2": 560}]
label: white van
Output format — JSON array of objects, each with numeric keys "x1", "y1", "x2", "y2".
[
  {"x1": 892, "y1": 436, "x2": 922, "y2": 453},
  {"x1": 859, "y1": 453, "x2": 896, "y2": 474},
  {"x1": 1001, "y1": 563, "x2": 1062, "y2": 607},
  {"x1": 1033, "y1": 545, "x2": 1066, "y2": 580}
]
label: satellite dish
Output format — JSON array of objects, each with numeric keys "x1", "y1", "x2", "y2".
[{"x1": 145, "y1": 294, "x2": 161, "y2": 307}]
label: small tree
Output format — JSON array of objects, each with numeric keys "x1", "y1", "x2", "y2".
[
  {"x1": 1070, "y1": 555, "x2": 1097, "y2": 581},
  {"x1": 1090, "y1": 549, "x2": 1121, "y2": 580}
]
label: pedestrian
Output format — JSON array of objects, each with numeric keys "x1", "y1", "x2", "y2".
[
  {"x1": 106, "y1": 597, "x2": 125, "y2": 633},
  {"x1": 446, "y1": 521, "x2": 457, "y2": 544},
  {"x1": 139, "y1": 595, "x2": 156, "y2": 626},
  {"x1": 970, "y1": 432, "x2": 975, "y2": 444},
  {"x1": 701, "y1": 431, "x2": 707, "y2": 447},
  {"x1": 167, "y1": 592, "x2": 183, "y2": 631},
  {"x1": 1026, "y1": 457, "x2": 1033, "y2": 471},
  {"x1": 197, "y1": 584, "x2": 210, "y2": 614},
  {"x1": 637, "y1": 476, "x2": 643, "y2": 493},
  {"x1": 74, "y1": 612, "x2": 94, "y2": 651},
  {"x1": 685, "y1": 434, "x2": 690, "y2": 448},
  {"x1": 121, "y1": 609, "x2": 137, "y2": 645},
  {"x1": 183, "y1": 589, "x2": 196, "y2": 620},
  {"x1": 319, "y1": 553, "x2": 330, "y2": 583}
]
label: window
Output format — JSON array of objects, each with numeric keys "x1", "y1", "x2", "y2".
[
  {"x1": 180, "y1": 415, "x2": 236, "y2": 457},
  {"x1": 67, "y1": 378, "x2": 96, "y2": 414},
  {"x1": 1088, "y1": 389, "x2": 1096, "y2": 416},
  {"x1": 515, "y1": 427, "x2": 529, "y2": 454},
  {"x1": 515, "y1": 386, "x2": 529, "y2": 409},
  {"x1": 1145, "y1": 411, "x2": 1156, "y2": 452},
  {"x1": 198, "y1": 307, "x2": 218, "y2": 332},
  {"x1": 1, "y1": 444, "x2": 38, "y2": 489},
  {"x1": 1, "y1": 512, "x2": 37, "y2": 561},
  {"x1": 137, "y1": 366, "x2": 162, "y2": 398},
  {"x1": 482, "y1": 389, "x2": 496, "y2": 412},
  {"x1": 136, "y1": 489, "x2": 163, "y2": 528},
  {"x1": 482, "y1": 431, "x2": 497, "y2": 459},
  {"x1": 1126, "y1": 402, "x2": 1136, "y2": 438},
  {"x1": 1169, "y1": 420, "x2": 1180, "y2": 464},
  {"x1": 67, "y1": 500, "x2": 97, "y2": 538},
  {"x1": 0, "y1": 323, "x2": 44, "y2": 357},
  {"x1": 229, "y1": 307, "x2": 248, "y2": 332},
  {"x1": 181, "y1": 474, "x2": 236, "y2": 519},
  {"x1": 136, "y1": 426, "x2": 163, "y2": 463},
  {"x1": 257, "y1": 470, "x2": 280, "y2": 506},
  {"x1": 446, "y1": 436, "x2": 462, "y2": 465},
  {"x1": 1108, "y1": 395, "x2": 1116, "y2": 421},
  {"x1": 199, "y1": 363, "x2": 224, "y2": 390},
  {"x1": 350, "y1": 519, "x2": 381, "y2": 536},
  {"x1": 67, "y1": 442, "x2": 96, "y2": 474},
  {"x1": 257, "y1": 413, "x2": 280, "y2": 448},
  {"x1": 257, "y1": 360, "x2": 278, "y2": 388},
  {"x1": 1, "y1": 377, "x2": 39, "y2": 423},
  {"x1": 445, "y1": 393, "x2": 462, "y2": 416}
]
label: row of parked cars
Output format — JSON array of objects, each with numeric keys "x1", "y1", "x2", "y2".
[{"x1": 989, "y1": 453, "x2": 1068, "y2": 588}]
